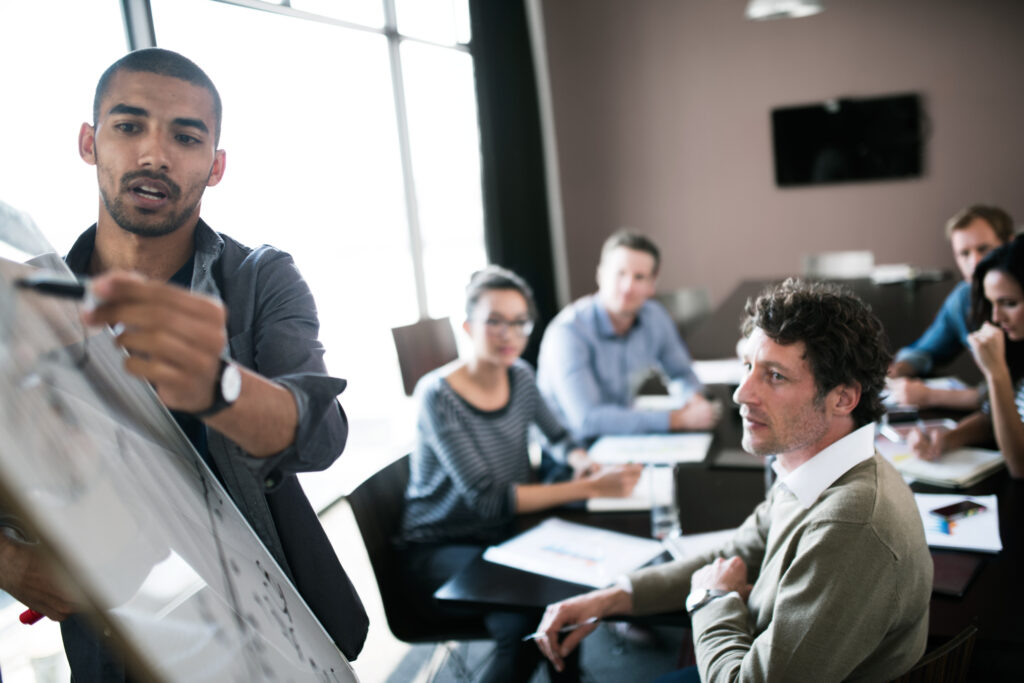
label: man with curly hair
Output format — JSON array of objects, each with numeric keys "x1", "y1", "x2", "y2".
[{"x1": 534, "y1": 279, "x2": 932, "y2": 682}]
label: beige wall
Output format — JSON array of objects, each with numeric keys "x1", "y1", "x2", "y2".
[{"x1": 537, "y1": 0, "x2": 1024, "y2": 305}]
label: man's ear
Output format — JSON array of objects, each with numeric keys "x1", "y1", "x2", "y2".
[
  {"x1": 79, "y1": 123, "x2": 97, "y2": 166},
  {"x1": 829, "y1": 382, "x2": 862, "y2": 417},
  {"x1": 207, "y1": 149, "x2": 227, "y2": 187}
]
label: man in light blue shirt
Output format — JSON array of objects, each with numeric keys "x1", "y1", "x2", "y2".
[
  {"x1": 889, "y1": 205, "x2": 1013, "y2": 410},
  {"x1": 537, "y1": 231, "x2": 720, "y2": 442}
]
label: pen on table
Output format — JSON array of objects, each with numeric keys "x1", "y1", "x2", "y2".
[
  {"x1": 20, "y1": 609, "x2": 44, "y2": 625},
  {"x1": 521, "y1": 616, "x2": 599, "y2": 642}
]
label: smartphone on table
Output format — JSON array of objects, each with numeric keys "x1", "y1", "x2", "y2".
[{"x1": 929, "y1": 499, "x2": 987, "y2": 522}]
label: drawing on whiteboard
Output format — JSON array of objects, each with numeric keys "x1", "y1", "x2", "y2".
[{"x1": 0, "y1": 206, "x2": 356, "y2": 682}]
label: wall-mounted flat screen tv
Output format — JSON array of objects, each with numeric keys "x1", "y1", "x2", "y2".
[{"x1": 771, "y1": 93, "x2": 924, "y2": 187}]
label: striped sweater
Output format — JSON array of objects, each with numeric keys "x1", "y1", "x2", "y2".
[{"x1": 400, "y1": 360, "x2": 576, "y2": 543}]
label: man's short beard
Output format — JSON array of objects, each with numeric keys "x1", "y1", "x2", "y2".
[{"x1": 101, "y1": 190, "x2": 197, "y2": 238}]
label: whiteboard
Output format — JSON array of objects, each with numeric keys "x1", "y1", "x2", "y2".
[{"x1": 0, "y1": 205, "x2": 357, "y2": 682}]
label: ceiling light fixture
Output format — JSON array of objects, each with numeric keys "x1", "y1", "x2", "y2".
[{"x1": 745, "y1": 0, "x2": 824, "y2": 21}]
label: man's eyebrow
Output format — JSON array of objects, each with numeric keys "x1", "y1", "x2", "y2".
[
  {"x1": 108, "y1": 103, "x2": 148, "y2": 118},
  {"x1": 173, "y1": 117, "x2": 209, "y2": 134},
  {"x1": 758, "y1": 359, "x2": 797, "y2": 375},
  {"x1": 106, "y1": 104, "x2": 209, "y2": 135}
]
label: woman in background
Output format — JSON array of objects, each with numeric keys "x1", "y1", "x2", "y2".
[
  {"x1": 399, "y1": 266, "x2": 642, "y2": 683},
  {"x1": 911, "y1": 234, "x2": 1024, "y2": 477}
]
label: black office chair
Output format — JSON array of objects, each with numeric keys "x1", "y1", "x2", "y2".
[
  {"x1": 347, "y1": 455, "x2": 490, "y2": 682},
  {"x1": 889, "y1": 625, "x2": 978, "y2": 683},
  {"x1": 391, "y1": 317, "x2": 460, "y2": 396}
]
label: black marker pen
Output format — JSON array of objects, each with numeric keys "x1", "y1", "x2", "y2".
[{"x1": 15, "y1": 274, "x2": 89, "y2": 300}]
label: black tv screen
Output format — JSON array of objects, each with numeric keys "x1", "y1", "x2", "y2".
[{"x1": 771, "y1": 93, "x2": 924, "y2": 187}]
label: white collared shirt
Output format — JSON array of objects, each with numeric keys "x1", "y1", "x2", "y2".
[{"x1": 770, "y1": 423, "x2": 876, "y2": 509}]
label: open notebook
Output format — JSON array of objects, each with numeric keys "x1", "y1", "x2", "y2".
[{"x1": 875, "y1": 421, "x2": 1004, "y2": 488}]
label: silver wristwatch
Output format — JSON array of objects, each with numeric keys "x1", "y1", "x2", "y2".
[
  {"x1": 686, "y1": 588, "x2": 731, "y2": 615},
  {"x1": 193, "y1": 359, "x2": 242, "y2": 418}
]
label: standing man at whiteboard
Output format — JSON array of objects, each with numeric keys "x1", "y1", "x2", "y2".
[{"x1": 0, "y1": 48, "x2": 368, "y2": 678}]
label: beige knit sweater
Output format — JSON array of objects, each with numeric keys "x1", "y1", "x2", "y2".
[{"x1": 629, "y1": 454, "x2": 932, "y2": 682}]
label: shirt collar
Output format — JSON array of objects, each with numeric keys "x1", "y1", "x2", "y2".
[
  {"x1": 771, "y1": 422, "x2": 876, "y2": 509},
  {"x1": 64, "y1": 224, "x2": 97, "y2": 276},
  {"x1": 64, "y1": 220, "x2": 223, "y2": 289},
  {"x1": 591, "y1": 295, "x2": 645, "y2": 338}
]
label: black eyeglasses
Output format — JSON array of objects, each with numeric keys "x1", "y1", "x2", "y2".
[{"x1": 481, "y1": 317, "x2": 534, "y2": 338}]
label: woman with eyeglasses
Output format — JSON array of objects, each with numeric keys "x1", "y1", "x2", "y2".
[
  {"x1": 398, "y1": 265, "x2": 642, "y2": 683},
  {"x1": 910, "y1": 234, "x2": 1024, "y2": 477}
]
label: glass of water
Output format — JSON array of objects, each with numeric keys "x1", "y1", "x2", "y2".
[{"x1": 649, "y1": 465, "x2": 680, "y2": 540}]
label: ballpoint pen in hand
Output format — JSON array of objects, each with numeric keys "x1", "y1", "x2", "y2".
[{"x1": 521, "y1": 616, "x2": 599, "y2": 642}]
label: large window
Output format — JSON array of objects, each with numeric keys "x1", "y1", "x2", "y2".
[
  {"x1": 1, "y1": 0, "x2": 487, "y2": 423},
  {"x1": 153, "y1": 0, "x2": 486, "y2": 418},
  {"x1": 0, "y1": 1, "x2": 127, "y2": 249}
]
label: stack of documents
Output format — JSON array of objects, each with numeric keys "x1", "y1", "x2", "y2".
[
  {"x1": 691, "y1": 359, "x2": 744, "y2": 386},
  {"x1": 871, "y1": 264, "x2": 946, "y2": 285},
  {"x1": 482, "y1": 518, "x2": 666, "y2": 588},
  {"x1": 588, "y1": 433, "x2": 713, "y2": 466},
  {"x1": 915, "y1": 494, "x2": 1002, "y2": 553}
]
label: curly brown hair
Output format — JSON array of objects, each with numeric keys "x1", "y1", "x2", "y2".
[{"x1": 742, "y1": 278, "x2": 891, "y2": 427}]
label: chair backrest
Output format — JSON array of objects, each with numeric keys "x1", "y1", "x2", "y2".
[
  {"x1": 347, "y1": 455, "x2": 486, "y2": 643},
  {"x1": 802, "y1": 250, "x2": 875, "y2": 279},
  {"x1": 654, "y1": 287, "x2": 712, "y2": 335},
  {"x1": 392, "y1": 317, "x2": 459, "y2": 396},
  {"x1": 889, "y1": 625, "x2": 978, "y2": 683}
]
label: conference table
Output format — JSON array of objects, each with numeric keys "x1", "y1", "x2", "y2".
[{"x1": 435, "y1": 276, "x2": 1020, "y2": 679}]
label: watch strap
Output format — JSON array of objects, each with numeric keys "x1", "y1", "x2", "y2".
[{"x1": 193, "y1": 358, "x2": 234, "y2": 418}]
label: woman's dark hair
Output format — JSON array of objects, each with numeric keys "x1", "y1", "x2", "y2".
[
  {"x1": 465, "y1": 265, "x2": 538, "y2": 321},
  {"x1": 971, "y1": 234, "x2": 1024, "y2": 381}
]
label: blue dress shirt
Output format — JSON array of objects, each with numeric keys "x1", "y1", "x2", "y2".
[
  {"x1": 537, "y1": 294, "x2": 702, "y2": 441},
  {"x1": 895, "y1": 281, "x2": 972, "y2": 375}
]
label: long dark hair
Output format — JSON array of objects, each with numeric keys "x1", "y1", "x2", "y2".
[{"x1": 971, "y1": 234, "x2": 1024, "y2": 382}]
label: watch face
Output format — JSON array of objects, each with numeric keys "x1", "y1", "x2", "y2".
[
  {"x1": 686, "y1": 589, "x2": 708, "y2": 613},
  {"x1": 221, "y1": 362, "x2": 242, "y2": 403}
]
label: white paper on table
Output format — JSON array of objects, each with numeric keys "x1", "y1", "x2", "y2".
[
  {"x1": 882, "y1": 376, "x2": 969, "y2": 408},
  {"x1": 692, "y1": 359, "x2": 744, "y2": 386},
  {"x1": 587, "y1": 464, "x2": 676, "y2": 512},
  {"x1": 662, "y1": 528, "x2": 738, "y2": 562},
  {"x1": 633, "y1": 394, "x2": 683, "y2": 412},
  {"x1": 589, "y1": 433, "x2": 713, "y2": 466},
  {"x1": 914, "y1": 494, "x2": 1002, "y2": 553},
  {"x1": 482, "y1": 518, "x2": 666, "y2": 588}
]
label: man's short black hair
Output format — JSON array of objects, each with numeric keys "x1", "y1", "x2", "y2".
[
  {"x1": 742, "y1": 278, "x2": 890, "y2": 427},
  {"x1": 94, "y1": 48, "x2": 222, "y2": 146}
]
